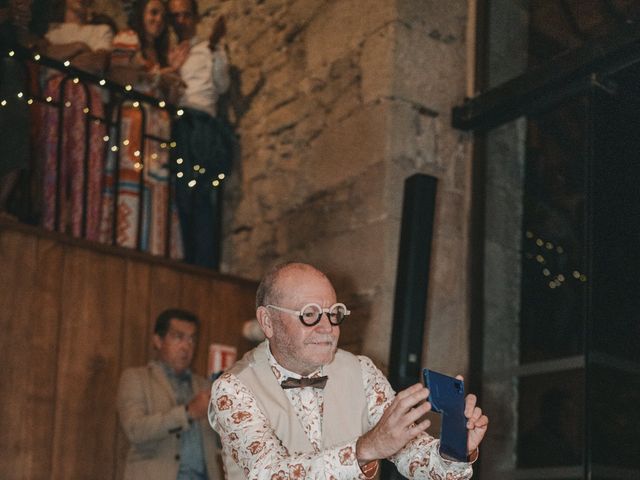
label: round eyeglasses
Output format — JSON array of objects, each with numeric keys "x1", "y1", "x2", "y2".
[{"x1": 266, "y1": 303, "x2": 350, "y2": 326}]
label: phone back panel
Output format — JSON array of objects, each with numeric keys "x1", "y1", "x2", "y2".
[{"x1": 423, "y1": 369, "x2": 467, "y2": 461}]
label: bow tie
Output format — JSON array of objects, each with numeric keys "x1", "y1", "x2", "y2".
[{"x1": 280, "y1": 375, "x2": 328, "y2": 389}]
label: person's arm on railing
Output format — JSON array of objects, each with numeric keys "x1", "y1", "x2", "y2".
[
  {"x1": 44, "y1": 41, "x2": 90, "y2": 62},
  {"x1": 68, "y1": 48, "x2": 111, "y2": 75}
]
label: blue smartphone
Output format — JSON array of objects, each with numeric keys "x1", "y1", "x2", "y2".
[{"x1": 422, "y1": 369, "x2": 467, "y2": 462}]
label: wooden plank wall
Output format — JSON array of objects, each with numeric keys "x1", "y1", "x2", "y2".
[{"x1": 0, "y1": 223, "x2": 257, "y2": 480}]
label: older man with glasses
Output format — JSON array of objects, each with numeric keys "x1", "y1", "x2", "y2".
[
  {"x1": 117, "y1": 308, "x2": 222, "y2": 480},
  {"x1": 209, "y1": 262, "x2": 488, "y2": 480}
]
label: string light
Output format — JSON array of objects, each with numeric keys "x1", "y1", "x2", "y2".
[{"x1": 1, "y1": 52, "x2": 228, "y2": 194}]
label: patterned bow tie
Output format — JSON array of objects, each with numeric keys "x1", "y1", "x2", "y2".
[{"x1": 280, "y1": 375, "x2": 328, "y2": 389}]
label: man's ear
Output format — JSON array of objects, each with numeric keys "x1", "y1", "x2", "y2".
[
  {"x1": 152, "y1": 334, "x2": 162, "y2": 350},
  {"x1": 256, "y1": 306, "x2": 274, "y2": 339}
]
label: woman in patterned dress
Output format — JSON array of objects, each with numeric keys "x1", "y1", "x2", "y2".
[
  {"x1": 101, "y1": 0, "x2": 187, "y2": 257},
  {"x1": 40, "y1": 0, "x2": 112, "y2": 240}
]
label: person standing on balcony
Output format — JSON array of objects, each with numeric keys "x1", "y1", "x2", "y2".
[
  {"x1": 39, "y1": 0, "x2": 112, "y2": 240},
  {"x1": 100, "y1": 0, "x2": 187, "y2": 257},
  {"x1": 168, "y1": 0, "x2": 232, "y2": 269},
  {"x1": 117, "y1": 309, "x2": 221, "y2": 480}
]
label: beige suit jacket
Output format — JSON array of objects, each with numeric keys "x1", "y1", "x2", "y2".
[{"x1": 117, "y1": 361, "x2": 220, "y2": 480}]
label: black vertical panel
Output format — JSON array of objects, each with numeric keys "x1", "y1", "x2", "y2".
[
  {"x1": 387, "y1": 173, "x2": 437, "y2": 391},
  {"x1": 382, "y1": 174, "x2": 437, "y2": 480},
  {"x1": 588, "y1": 67, "x2": 640, "y2": 477}
]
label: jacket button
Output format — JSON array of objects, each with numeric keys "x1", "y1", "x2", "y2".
[{"x1": 175, "y1": 454, "x2": 180, "y2": 461}]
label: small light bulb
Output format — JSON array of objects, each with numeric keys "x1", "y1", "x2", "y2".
[
  {"x1": 63, "y1": 60, "x2": 70, "y2": 67},
  {"x1": 176, "y1": 158, "x2": 183, "y2": 165},
  {"x1": 188, "y1": 179, "x2": 196, "y2": 187},
  {"x1": 177, "y1": 109, "x2": 184, "y2": 116},
  {"x1": 218, "y1": 173, "x2": 225, "y2": 180},
  {"x1": 177, "y1": 172, "x2": 184, "y2": 178}
]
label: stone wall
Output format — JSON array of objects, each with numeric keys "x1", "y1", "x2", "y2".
[
  {"x1": 94, "y1": 0, "x2": 472, "y2": 371},
  {"x1": 210, "y1": 0, "x2": 472, "y2": 371}
]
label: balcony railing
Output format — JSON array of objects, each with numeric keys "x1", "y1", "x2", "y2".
[{"x1": 1, "y1": 43, "x2": 231, "y2": 267}]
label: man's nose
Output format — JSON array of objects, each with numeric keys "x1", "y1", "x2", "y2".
[{"x1": 314, "y1": 312, "x2": 334, "y2": 332}]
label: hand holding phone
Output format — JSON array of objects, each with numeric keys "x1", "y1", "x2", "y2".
[{"x1": 423, "y1": 369, "x2": 468, "y2": 462}]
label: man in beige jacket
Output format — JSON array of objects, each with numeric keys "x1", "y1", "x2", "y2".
[
  {"x1": 209, "y1": 262, "x2": 489, "y2": 479},
  {"x1": 118, "y1": 309, "x2": 220, "y2": 480}
]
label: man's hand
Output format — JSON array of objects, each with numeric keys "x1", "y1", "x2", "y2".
[
  {"x1": 356, "y1": 383, "x2": 432, "y2": 463},
  {"x1": 209, "y1": 15, "x2": 226, "y2": 50},
  {"x1": 169, "y1": 40, "x2": 190, "y2": 71},
  {"x1": 454, "y1": 375, "x2": 488, "y2": 456},
  {"x1": 464, "y1": 392, "x2": 488, "y2": 454},
  {"x1": 187, "y1": 390, "x2": 211, "y2": 420}
]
